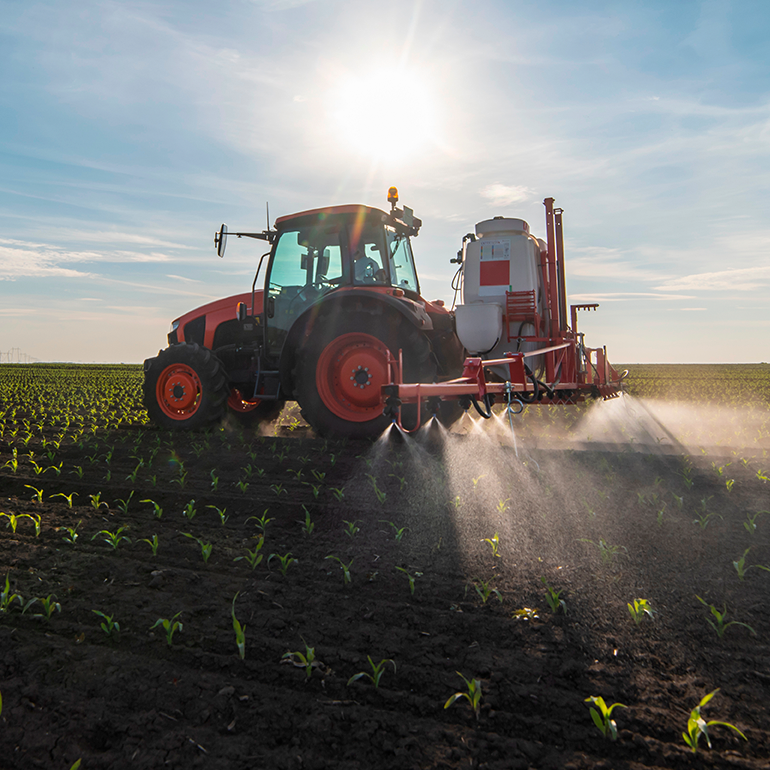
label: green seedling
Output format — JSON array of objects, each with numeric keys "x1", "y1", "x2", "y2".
[
  {"x1": 329, "y1": 486, "x2": 345, "y2": 502},
  {"x1": 511, "y1": 607, "x2": 539, "y2": 621},
  {"x1": 282, "y1": 639, "x2": 317, "y2": 678},
  {"x1": 696, "y1": 596, "x2": 756, "y2": 638},
  {"x1": 24, "y1": 594, "x2": 61, "y2": 620},
  {"x1": 444, "y1": 672, "x2": 483, "y2": 721},
  {"x1": 27, "y1": 513, "x2": 41, "y2": 537},
  {"x1": 51, "y1": 492, "x2": 78, "y2": 509},
  {"x1": 326, "y1": 555, "x2": 353, "y2": 585},
  {"x1": 366, "y1": 475, "x2": 387, "y2": 505},
  {"x1": 247, "y1": 509, "x2": 274, "y2": 534},
  {"x1": 126, "y1": 462, "x2": 143, "y2": 483},
  {"x1": 470, "y1": 577, "x2": 502, "y2": 604},
  {"x1": 206, "y1": 504, "x2": 229, "y2": 525},
  {"x1": 579, "y1": 538, "x2": 627, "y2": 567},
  {"x1": 483, "y1": 532, "x2": 501, "y2": 558},
  {"x1": 89, "y1": 492, "x2": 108, "y2": 511},
  {"x1": 152, "y1": 612, "x2": 183, "y2": 646},
  {"x1": 585, "y1": 695, "x2": 627, "y2": 741},
  {"x1": 171, "y1": 469, "x2": 188, "y2": 489},
  {"x1": 24, "y1": 484, "x2": 44, "y2": 503},
  {"x1": 183, "y1": 499, "x2": 197, "y2": 520},
  {"x1": 343, "y1": 519, "x2": 361, "y2": 538},
  {"x1": 141, "y1": 499, "x2": 163, "y2": 519},
  {"x1": 234, "y1": 537, "x2": 264, "y2": 570},
  {"x1": 93, "y1": 609, "x2": 120, "y2": 637},
  {"x1": 725, "y1": 478, "x2": 735, "y2": 493},
  {"x1": 495, "y1": 498, "x2": 510, "y2": 515},
  {"x1": 298, "y1": 506, "x2": 315, "y2": 536},
  {"x1": 140, "y1": 534, "x2": 160, "y2": 556},
  {"x1": 348, "y1": 656, "x2": 396, "y2": 689},
  {"x1": 380, "y1": 520, "x2": 408, "y2": 541},
  {"x1": 306, "y1": 482, "x2": 322, "y2": 499},
  {"x1": 242, "y1": 463, "x2": 254, "y2": 479},
  {"x1": 627, "y1": 598, "x2": 656, "y2": 625},
  {"x1": 1, "y1": 573, "x2": 23, "y2": 612},
  {"x1": 311, "y1": 469, "x2": 326, "y2": 483},
  {"x1": 541, "y1": 577, "x2": 567, "y2": 614},
  {"x1": 210, "y1": 469, "x2": 220, "y2": 491},
  {"x1": 182, "y1": 533, "x2": 212, "y2": 563},
  {"x1": 29, "y1": 459, "x2": 45, "y2": 476},
  {"x1": 268, "y1": 552, "x2": 297, "y2": 576},
  {"x1": 389, "y1": 473, "x2": 407, "y2": 492},
  {"x1": 92, "y1": 526, "x2": 131, "y2": 550},
  {"x1": 115, "y1": 491, "x2": 134, "y2": 514},
  {"x1": 732, "y1": 548, "x2": 770, "y2": 581},
  {"x1": 682, "y1": 689, "x2": 747, "y2": 754},
  {"x1": 0, "y1": 512, "x2": 30, "y2": 534},
  {"x1": 471, "y1": 474, "x2": 487, "y2": 490},
  {"x1": 744, "y1": 510, "x2": 768, "y2": 535},
  {"x1": 672, "y1": 493, "x2": 684, "y2": 510},
  {"x1": 231, "y1": 593, "x2": 246, "y2": 660},
  {"x1": 235, "y1": 479, "x2": 249, "y2": 494},
  {"x1": 395, "y1": 566, "x2": 422, "y2": 595},
  {"x1": 2, "y1": 448, "x2": 18, "y2": 473},
  {"x1": 270, "y1": 482, "x2": 287, "y2": 497},
  {"x1": 287, "y1": 467, "x2": 303, "y2": 481},
  {"x1": 693, "y1": 510, "x2": 721, "y2": 529},
  {"x1": 756, "y1": 469, "x2": 769, "y2": 482},
  {"x1": 61, "y1": 520, "x2": 82, "y2": 546}
]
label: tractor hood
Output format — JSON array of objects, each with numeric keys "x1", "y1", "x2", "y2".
[{"x1": 169, "y1": 291, "x2": 264, "y2": 348}]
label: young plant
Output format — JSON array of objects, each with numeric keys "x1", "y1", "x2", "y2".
[
  {"x1": 140, "y1": 534, "x2": 160, "y2": 556},
  {"x1": 326, "y1": 555, "x2": 353, "y2": 585},
  {"x1": 627, "y1": 598, "x2": 656, "y2": 625},
  {"x1": 182, "y1": 533, "x2": 212, "y2": 563},
  {"x1": 366, "y1": 474, "x2": 386, "y2": 505},
  {"x1": 348, "y1": 656, "x2": 396, "y2": 689},
  {"x1": 247, "y1": 509, "x2": 274, "y2": 535},
  {"x1": 579, "y1": 538, "x2": 627, "y2": 567},
  {"x1": 231, "y1": 593, "x2": 246, "y2": 660},
  {"x1": 1, "y1": 573, "x2": 23, "y2": 613},
  {"x1": 141, "y1": 498, "x2": 164, "y2": 519},
  {"x1": 470, "y1": 576, "x2": 502, "y2": 605},
  {"x1": 206, "y1": 504, "x2": 229, "y2": 525},
  {"x1": 732, "y1": 548, "x2": 770, "y2": 581},
  {"x1": 380, "y1": 520, "x2": 408, "y2": 541},
  {"x1": 93, "y1": 609, "x2": 120, "y2": 638},
  {"x1": 541, "y1": 577, "x2": 567, "y2": 614},
  {"x1": 151, "y1": 612, "x2": 183, "y2": 646},
  {"x1": 92, "y1": 526, "x2": 132, "y2": 550},
  {"x1": 483, "y1": 532, "x2": 501, "y2": 558},
  {"x1": 61, "y1": 520, "x2": 82, "y2": 546},
  {"x1": 395, "y1": 566, "x2": 422, "y2": 595},
  {"x1": 24, "y1": 594, "x2": 61, "y2": 621},
  {"x1": 330, "y1": 486, "x2": 345, "y2": 502},
  {"x1": 342, "y1": 519, "x2": 361, "y2": 538},
  {"x1": 234, "y1": 537, "x2": 264, "y2": 570},
  {"x1": 696, "y1": 596, "x2": 756, "y2": 638},
  {"x1": 209, "y1": 469, "x2": 220, "y2": 491},
  {"x1": 282, "y1": 639, "x2": 317, "y2": 679},
  {"x1": 743, "y1": 510, "x2": 768, "y2": 535},
  {"x1": 268, "y1": 552, "x2": 298, "y2": 576},
  {"x1": 682, "y1": 689, "x2": 747, "y2": 754},
  {"x1": 51, "y1": 492, "x2": 78, "y2": 509},
  {"x1": 444, "y1": 672, "x2": 483, "y2": 721},
  {"x1": 182, "y1": 499, "x2": 197, "y2": 521},
  {"x1": 89, "y1": 492, "x2": 108, "y2": 511},
  {"x1": 298, "y1": 506, "x2": 315, "y2": 536},
  {"x1": 24, "y1": 485, "x2": 44, "y2": 503},
  {"x1": 115, "y1": 491, "x2": 134, "y2": 514},
  {"x1": 585, "y1": 695, "x2": 627, "y2": 741}
]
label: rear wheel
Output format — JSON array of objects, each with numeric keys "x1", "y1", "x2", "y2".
[
  {"x1": 294, "y1": 311, "x2": 435, "y2": 438},
  {"x1": 143, "y1": 343, "x2": 228, "y2": 430},
  {"x1": 226, "y1": 388, "x2": 285, "y2": 426}
]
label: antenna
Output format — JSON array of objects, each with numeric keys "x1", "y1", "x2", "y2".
[{"x1": 266, "y1": 201, "x2": 270, "y2": 231}]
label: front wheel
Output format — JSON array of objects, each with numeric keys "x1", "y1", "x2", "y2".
[
  {"x1": 294, "y1": 311, "x2": 435, "y2": 439},
  {"x1": 143, "y1": 343, "x2": 228, "y2": 430}
]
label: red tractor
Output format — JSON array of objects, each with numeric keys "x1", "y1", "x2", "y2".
[{"x1": 143, "y1": 188, "x2": 464, "y2": 438}]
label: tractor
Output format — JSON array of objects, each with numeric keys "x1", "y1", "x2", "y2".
[{"x1": 142, "y1": 188, "x2": 624, "y2": 438}]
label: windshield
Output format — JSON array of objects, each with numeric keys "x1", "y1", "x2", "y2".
[{"x1": 385, "y1": 227, "x2": 419, "y2": 293}]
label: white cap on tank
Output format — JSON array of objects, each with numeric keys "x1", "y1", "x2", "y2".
[{"x1": 475, "y1": 217, "x2": 530, "y2": 237}]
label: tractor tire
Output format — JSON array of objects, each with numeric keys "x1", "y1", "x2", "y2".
[
  {"x1": 294, "y1": 311, "x2": 435, "y2": 439},
  {"x1": 226, "y1": 388, "x2": 285, "y2": 427},
  {"x1": 143, "y1": 343, "x2": 228, "y2": 430}
]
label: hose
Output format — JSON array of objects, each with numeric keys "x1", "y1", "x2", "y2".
[{"x1": 471, "y1": 393, "x2": 494, "y2": 419}]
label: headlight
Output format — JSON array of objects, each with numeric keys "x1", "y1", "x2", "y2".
[{"x1": 170, "y1": 320, "x2": 180, "y2": 333}]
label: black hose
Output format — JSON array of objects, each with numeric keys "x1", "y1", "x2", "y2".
[{"x1": 471, "y1": 394, "x2": 493, "y2": 419}]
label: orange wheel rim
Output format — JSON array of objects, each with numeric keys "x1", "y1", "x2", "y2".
[
  {"x1": 316, "y1": 333, "x2": 389, "y2": 422},
  {"x1": 227, "y1": 388, "x2": 262, "y2": 413},
  {"x1": 156, "y1": 363, "x2": 203, "y2": 420}
]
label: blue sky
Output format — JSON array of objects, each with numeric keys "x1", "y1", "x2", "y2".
[{"x1": 1, "y1": 0, "x2": 768, "y2": 363}]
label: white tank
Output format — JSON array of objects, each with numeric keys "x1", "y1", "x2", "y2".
[{"x1": 455, "y1": 217, "x2": 548, "y2": 375}]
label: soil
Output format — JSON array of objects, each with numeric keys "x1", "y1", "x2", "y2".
[{"x1": 1, "y1": 404, "x2": 770, "y2": 770}]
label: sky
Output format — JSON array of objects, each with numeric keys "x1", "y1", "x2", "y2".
[{"x1": 1, "y1": 0, "x2": 769, "y2": 364}]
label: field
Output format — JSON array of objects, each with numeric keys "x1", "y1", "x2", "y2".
[{"x1": 1, "y1": 363, "x2": 769, "y2": 770}]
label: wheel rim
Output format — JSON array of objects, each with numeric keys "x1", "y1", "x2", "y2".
[
  {"x1": 227, "y1": 388, "x2": 262, "y2": 413},
  {"x1": 156, "y1": 363, "x2": 203, "y2": 420},
  {"x1": 316, "y1": 332, "x2": 390, "y2": 422}
]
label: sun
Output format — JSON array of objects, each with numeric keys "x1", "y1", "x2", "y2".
[{"x1": 327, "y1": 66, "x2": 437, "y2": 161}]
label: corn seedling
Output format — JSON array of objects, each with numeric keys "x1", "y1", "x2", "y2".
[
  {"x1": 0, "y1": 512, "x2": 29, "y2": 534},
  {"x1": 348, "y1": 656, "x2": 396, "y2": 689},
  {"x1": 326, "y1": 555, "x2": 353, "y2": 585},
  {"x1": 343, "y1": 519, "x2": 361, "y2": 538},
  {"x1": 732, "y1": 548, "x2": 770, "y2": 581},
  {"x1": 495, "y1": 499, "x2": 510, "y2": 515},
  {"x1": 470, "y1": 577, "x2": 502, "y2": 604},
  {"x1": 92, "y1": 526, "x2": 131, "y2": 550},
  {"x1": 311, "y1": 469, "x2": 326, "y2": 483},
  {"x1": 395, "y1": 566, "x2": 422, "y2": 595},
  {"x1": 282, "y1": 639, "x2": 317, "y2": 678},
  {"x1": 627, "y1": 598, "x2": 656, "y2": 625},
  {"x1": 247, "y1": 509, "x2": 274, "y2": 534},
  {"x1": 89, "y1": 492, "x2": 108, "y2": 511},
  {"x1": 585, "y1": 695, "x2": 626, "y2": 740},
  {"x1": 298, "y1": 506, "x2": 315, "y2": 536},
  {"x1": 2, "y1": 448, "x2": 18, "y2": 473},
  {"x1": 682, "y1": 689, "x2": 747, "y2": 754},
  {"x1": 541, "y1": 577, "x2": 567, "y2": 614},
  {"x1": 61, "y1": 520, "x2": 81, "y2": 546},
  {"x1": 366, "y1": 474, "x2": 387, "y2": 505},
  {"x1": 182, "y1": 532, "x2": 212, "y2": 563},
  {"x1": 210, "y1": 469, "x2": 220, "y2": 491},
  {"x1": 471, "y1": 474, "x2": 486, "y2": 490},
  {"x1": 24, "y1": 484, "x2": 44, "y2": 503},
  {"x1": 725, "y1": 478, "x2": 735, "y2": 493},
  {"x1": 140, "y1": 534, "x2": 160, "y2": 555},
  {"x1": 271, "y1": 482, "x2": 287, "y2": 497},
  {"x1": 206, "y1": 504, "x2": 229, "y2": 525},
  {"x1": 483, "y1": 532, "x2": 501, "y2": 558},
  {"x1": 268, "y1": 552, "x2": 297, "y2": 576},
  {"x1": 696, "y1": 596, "x2": 756, "y2": 638},
  {"x1": 152, "y1": 612, "x2": 183, "y2": 645},
  {"x1": 51, "y1": 491, "x2": 78, "y2": 508},
  {"x1": 330, "y1": 486, "x2": 345, "y2": 501},
  {"x1": 115, "y1": 491, "x2": 134, "y2": 514},
  {"x1": 24, "y1": 594, "x2": 61, "y2": 620},
  {"x1": 1, "y1": 573, "x2": 23, "y2": 612},
  {"x1": 234, "y1": 537, "x2": 264, "y2": 570},
  {"x1": 579, "y1": 538, "x2": 627, "y2": 567},
  {"x1": 744, "y1": 510, "x2": 768, "y2": 535},
  {"x1": 444, "y1": 672, "x2": 483, "y2": 721},
  {"x1": 93, "y1": 609, "x2": 120, "y2": 638},
  {"x1": 183, "y1": 499, "x2": 197, "y2": 520},
  {"x1": 141, "y1": 499, "x2": 163, "y2": 519},
  {"x1": 231, "y1": 593, "x2": 246, "y2": 660},
  {"x1": 380, "y1": 520, "x2": 408, "y2": 541},
  {"x1": 305, "y1": 482, "x2": 322, "y2": 499}
]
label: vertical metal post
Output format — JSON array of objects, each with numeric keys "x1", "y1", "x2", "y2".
[
  {"x1": 543, "y1": 198, "x2": 560, "y2": 338},
  {"x1": 554, "y1": 208, "x2": 568, "y2": 336}
]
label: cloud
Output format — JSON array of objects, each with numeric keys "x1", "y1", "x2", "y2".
[
  {"x1": 569, "y1": 292, "x2": 696, "y2": 302},
  {"x1": 567, "y1": 248, "x2": 669, "y2": 282},
  {"x1": 655, "y1": 265, "x2": 770, "y2": 292},
  {"x1": 480, "y1": 184, "x2": 533, "y2": 207}
]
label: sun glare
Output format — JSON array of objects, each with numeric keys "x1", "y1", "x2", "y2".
[{"x1": 328, "y1": 67, "x2": 437, "y2": 162}]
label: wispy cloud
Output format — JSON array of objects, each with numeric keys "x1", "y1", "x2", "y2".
[
  {"x1": 655, "y1": 265, "x2": 770, "y2": 291},
  {"x1": 480, "y1": 184, "x2": 533, "y2": 207},
  {"x1": 569, "y1": 292, "x2": 696, "y2": 302}
]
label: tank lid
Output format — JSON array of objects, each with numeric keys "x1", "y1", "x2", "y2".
[{"x1": 475, "y1": 218, "x2": 530, "y2": 237}]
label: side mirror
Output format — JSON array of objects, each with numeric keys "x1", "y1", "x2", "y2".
[
  {"x1": 236, "y1": 302, "x2": 248, "y2": 322},
  {"x1": 318, "y1": 251, "x2": 330, "y2": 276},
  {"x1": 215, "y1": 224, "x2": 228, "y2": 258}
]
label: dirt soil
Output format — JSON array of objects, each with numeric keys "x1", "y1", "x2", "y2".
[{"x1": 1, "y1": 409, "x2": 770, "y2": 770}]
